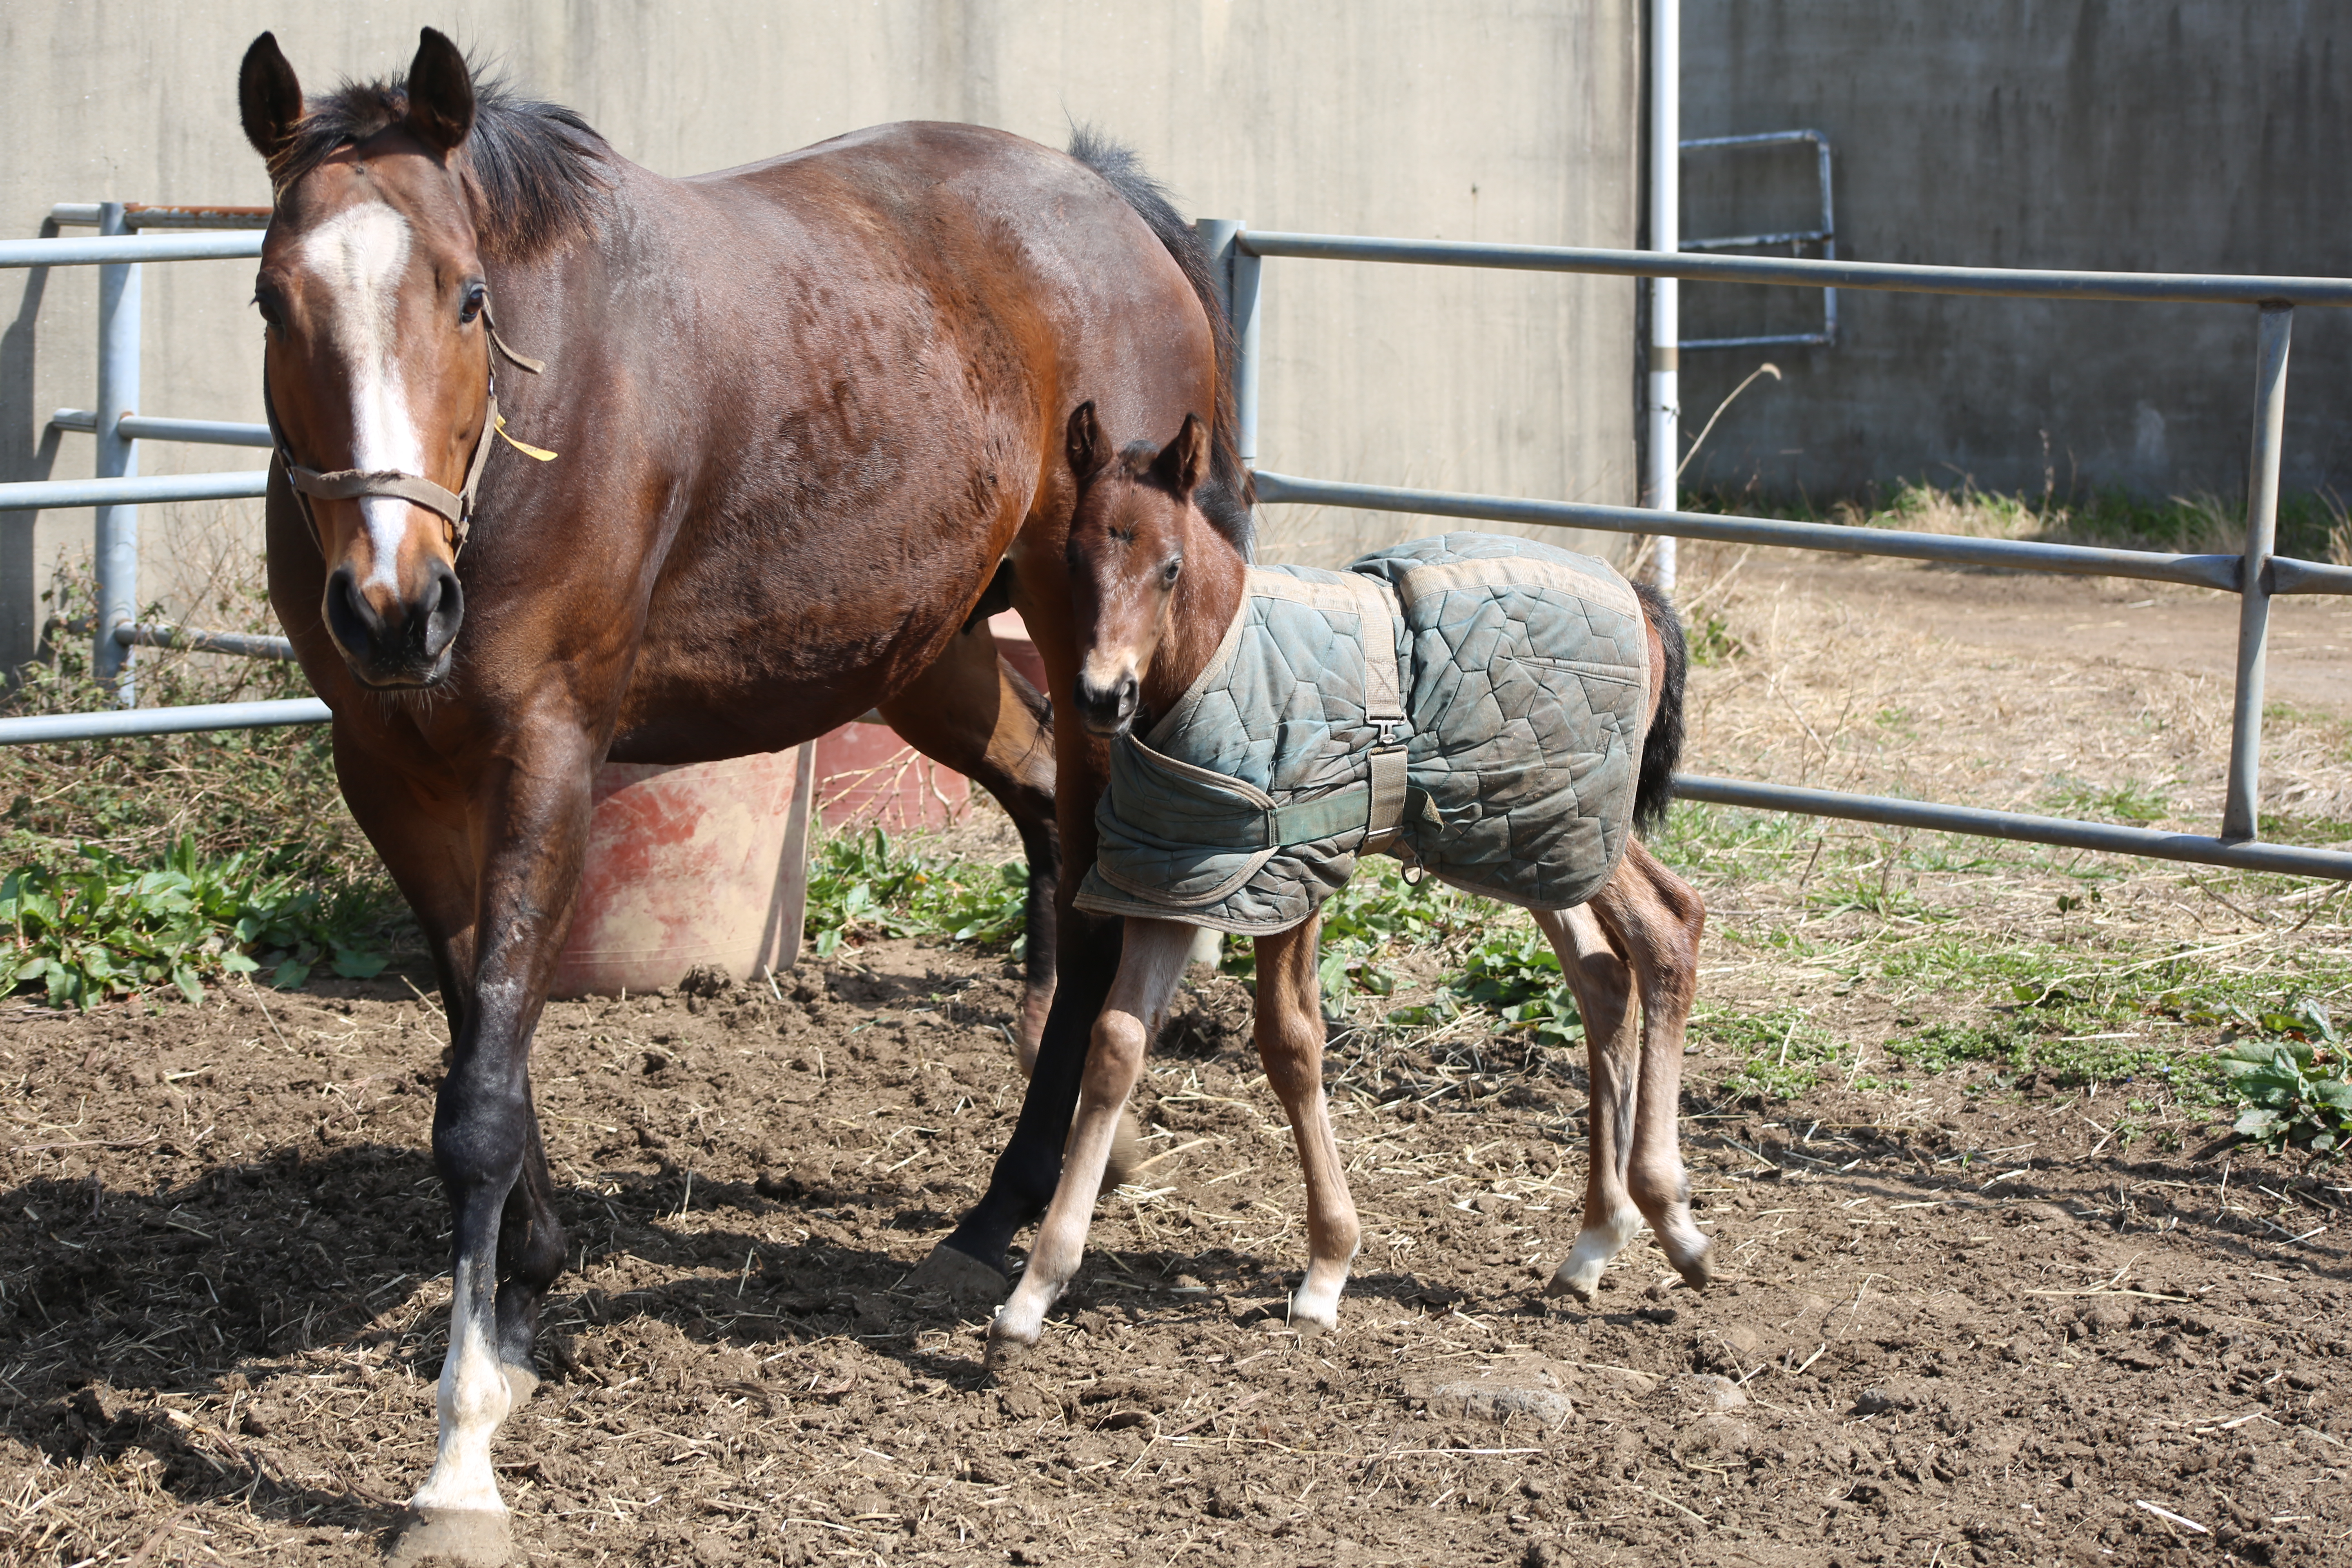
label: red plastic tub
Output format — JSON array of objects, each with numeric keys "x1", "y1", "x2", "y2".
[
  {"x1": 551, "y1": 614, "x2": 1041, "y2": 996},
  {"x1": 549, "y1": 746, "x2": 815, "y2": 998}
]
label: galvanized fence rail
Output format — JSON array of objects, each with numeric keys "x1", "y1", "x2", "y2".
[
  {"x1": 1195, "y1": 224, "x2": 2352, "y2": 881},
  {"x1": 0, "y1": 203, "x2": 271, "y2": 717},
  {"x1": 4, "y1": 199, "x2": 2349, "y2": 881}
]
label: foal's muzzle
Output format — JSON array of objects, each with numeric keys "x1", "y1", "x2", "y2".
[
  {"x1": 324, "y1": 562, "x2": 464, "y2": 686},
  {"x1": 1075, "y1": 671, "x2": 1140, "y2": 737}
]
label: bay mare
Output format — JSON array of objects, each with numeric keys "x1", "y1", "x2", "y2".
[
  {"x1": 988, "y1": 405, "x2": 1712, "y2": 1359},
  {"x1": 240, "y1": 29, "x2": 1247, "y2": 1560}
]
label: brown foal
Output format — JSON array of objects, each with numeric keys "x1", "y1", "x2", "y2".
[{"x1": 989, "y1": 409, "x2": 1712, "y2": 1356}]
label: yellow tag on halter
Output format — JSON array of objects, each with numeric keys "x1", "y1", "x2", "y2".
[{"x1": 495, "y1": 415, "x2": 558, "y2": 461}]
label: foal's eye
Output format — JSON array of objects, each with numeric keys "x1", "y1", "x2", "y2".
[
  {"x1": 1163, "y1": 557, "x2": 1183, "y2": 586},
  {"x1": 252, "y1": 287, "x2": 286, "y2": 331},
  {"x1": 459, "y1": 283, "x2": 487, "y2": 325}
]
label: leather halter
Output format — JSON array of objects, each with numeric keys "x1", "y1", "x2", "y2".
[{"x1": 263, "y1": 306, "x2": 547, "y2": 559}]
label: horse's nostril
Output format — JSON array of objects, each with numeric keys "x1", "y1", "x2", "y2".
[
  {"x1": 323, "y1": 568, "x2": 380, "y2": 661},
  {"x1": 419, "y1": 561, "x2": 465, "y2": 658}
]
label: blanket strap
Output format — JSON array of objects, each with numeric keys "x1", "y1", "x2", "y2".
[{"x1": 1338, "y1": 570, "x2": 1411, "y2": 851}]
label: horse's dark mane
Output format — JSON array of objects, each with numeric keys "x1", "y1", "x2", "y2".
[
  {"x1": 1067, "y1": 128, "x2": 1257, "y2": 562},
  {"x1": 270, "y1": 66, "x2": 611, "y2": 262}
]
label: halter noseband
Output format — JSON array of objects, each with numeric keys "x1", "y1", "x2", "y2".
[{"x1": 263, "y1": 306, "x2": 550, "y2": 559}]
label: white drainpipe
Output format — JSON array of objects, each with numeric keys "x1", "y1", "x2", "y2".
[{"x1": 1644, "y1": 0, "x2": 1680, "y2": 590}]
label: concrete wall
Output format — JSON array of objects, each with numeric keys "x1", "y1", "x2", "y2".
[
  {"x1": 1676, "y1": 0, "x2": 2352, "y2": 505},
  {"x1": 0, "y1": 2, "x2": 1639, "y2": 672}
]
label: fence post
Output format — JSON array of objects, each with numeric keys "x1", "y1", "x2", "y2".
[
  {"x1": 1193, "y1": 218, "x2": 1260, "y2": 473},
  {"x1": 1230, "y1": 234, "x2": 1261, "y2": 471},
  {"x1": 1644, "y1": 0, "x2": 1680, "y2": 589},
  {"x1": 93, "y1": 200, "x2": 140, "y2": 703},
  {"x1": 2221, "y1": 302, "x2": 2292, "y2": 844}
]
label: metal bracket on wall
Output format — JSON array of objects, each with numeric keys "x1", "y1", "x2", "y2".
[{"x1": 1679, "y1": 129, "x2": 1836, "y2": 351}]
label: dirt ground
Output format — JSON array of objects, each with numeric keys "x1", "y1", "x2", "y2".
[{"x1": 4, "y1": 548, "x2": 2350, "y2": 1568}]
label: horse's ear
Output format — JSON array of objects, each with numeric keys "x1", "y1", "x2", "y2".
[
  {"x1": 1067, "y1": 401, "x2": 1107, "y2": 481},
  {"x1": 1152, "y1": 413, "x2": 1210, "y2": 496},
  {"x1": 238, "y1": 33, "x2": 304, "y2": 162},
  {"x1": 405, "y1": 28, "x2": 476, "y2": 154}
]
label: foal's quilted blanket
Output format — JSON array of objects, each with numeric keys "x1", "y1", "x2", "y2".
[{"x1": 1073, "y1": 533, "x2": 1651, "y2": 934}]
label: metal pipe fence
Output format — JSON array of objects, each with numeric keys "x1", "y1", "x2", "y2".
[
  {"x1": 2, "y1": 204, "x2": 268, "y2": 709},
  {"x1": 1199, "y1": 222, "x2": 2352, "y2": 882},
  {"x1": 5, "y1": 197, "x2": 2350, "y2": 885}
]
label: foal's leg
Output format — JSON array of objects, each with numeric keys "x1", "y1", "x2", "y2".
[
  {"x1": 1532, "y1": 904, "x2": 1643, "y2": 1302},
  {"x1": 988, "y1": 918, "x2": 1196, "y2": 1358},
  {"x1": 875, "y1": 618, "x2": 1060, "y2": 1067},
  {"x1": 1252, "y1": 915, "x2": 1362, "y2": 1333},
  {"x1": 1589, "y1": 841, "x2": 1712, "y2": 1288}
]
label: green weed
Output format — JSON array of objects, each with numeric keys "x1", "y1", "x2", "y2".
[
  {"x1": 2212, "y1": 998, "x2": 2351, "y2": 1153},
  {"x1": 1686, "y1": 611, "x2": 1744, "y2": 667},
  {"x1": 1698, "y1": 1005, "x2": 1843, "y2": 1102},
  {"x1": 1218, "y1": 858, "x2": 1488, "y2": 1004},
  {"x1": 801, "y1": 827, "x2": 1027, "y2": 958},
  {"x1": 1425, "y1": 928, "x2": 1584, "y2": 1047},
  {"x1": 0, "y1": 835, "x2": 396, "y2": 1009}
]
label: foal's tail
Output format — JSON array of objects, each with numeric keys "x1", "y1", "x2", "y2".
[
  {"x1": 1630, "y1": 580, "x2": 1688, "y2": 836},
  {"x1": 1066, "y1": 127, "x2": 1257, "y2": 559}
]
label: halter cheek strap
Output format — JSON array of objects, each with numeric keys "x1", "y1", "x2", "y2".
[{"x1": 263, "y1": 305, "x2": 550, "y2": 559}]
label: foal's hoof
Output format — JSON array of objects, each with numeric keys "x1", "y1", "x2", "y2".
[
  {"x1": 907, "y1": 1242, "x2": 1009, "y2": 1308},
  {"x1": 386, "y1": 1507, "x2": 511, "y2": 1567},
  {"x1": 982, "y1": 1325, "x2": 1038, "y2": 1372},
  {"x1": 1545, "y1": 1263, "x2": 1603, "y2": 1305},
  {"x1": 1671, "y1": 1243, "x2": 1715, "y2": 1292},
  {"x1": 1285, "y1": 1301, "x2": 1339, "y2": 1338}
]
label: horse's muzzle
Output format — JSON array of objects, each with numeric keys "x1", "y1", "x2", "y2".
[
  {"x1": 1075, "y1": 671, "x2": 1139, "y2": 738},
  {"x1": 323, "y1": 563, "x2": 464, "y2": 687}
]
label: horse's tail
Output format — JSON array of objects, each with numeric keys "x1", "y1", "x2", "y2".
[
  {"x1": 1630, "y1": 579, "x2": 1688, "y2": 837},
  {"x1": 1066, "y1": 127, "x2": 1257, "y2": 559}
]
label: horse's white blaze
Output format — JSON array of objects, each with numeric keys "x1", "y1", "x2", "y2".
[
  {"x1": 296, "y1": 203, "x2": 425, "y2": 593},
  {"x1": 408, "y1": 1258, "x2": 511, "y2": 1519}
]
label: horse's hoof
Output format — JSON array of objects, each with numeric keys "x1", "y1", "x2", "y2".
[
  {"x1": 982, "y1": 1326, "x2": 1036, "y2": 1371},
  {"x1": 386, "y1": 1507, "x2": 511, "y2": 1567},
  {"x1": 908, "y1": 1242, "x2": 1009, "y2": 1307},
  {"x1": 500, "y1": 1361, "x2": 539, "y2": 1407},
  {"x1": 1103, "y1": 1108, "x2": 1146, "y2": 1189}
]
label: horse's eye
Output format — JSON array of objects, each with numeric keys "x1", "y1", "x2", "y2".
[
  {"x1": 459, "y1": 283, "x2": 487, "y2": 325},
  {"x1": 1163, "y1": 557, "x2": 1183, "y2": 586},
  {"x1": 253, "y1": 287, "x2": 285, "y2": 331}
]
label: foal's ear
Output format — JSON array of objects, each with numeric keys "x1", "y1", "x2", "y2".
[
  {"x1": 1152, "y1": 413, "x2": 1210, "y2": 497},
  {"x1": 238, "y1": 33, "x2": 304, "y2": 162},
  {"x1": 405, "y1": 28, "x2": 477, "y2": 154},
  {"x1": 1066, "y1": 401, "x2": 1108, "y2": 481}
]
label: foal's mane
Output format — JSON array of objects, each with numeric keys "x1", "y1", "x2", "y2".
[{"x1": 268, "y1": 67, "x2": 611, "y2": 262}]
